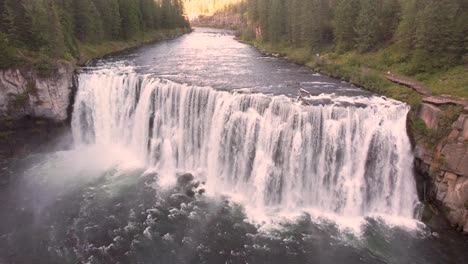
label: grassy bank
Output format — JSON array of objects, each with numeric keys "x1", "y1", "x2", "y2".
[
  {"x1": 247, "y1": 40, "x2": 423, "y2": 106},
  {"x1": 246, "y1": 39, "x2": 468, "y2": 99},
  {"x1": 243, "y1": 39, "x2": 465, "y2": 151}
]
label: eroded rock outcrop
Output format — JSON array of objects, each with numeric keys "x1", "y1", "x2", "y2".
[
  {"x1": 415, "y1": 108, "x2": 468, "y2": 233},
  {"x1": 0, "y1": 61, "x2": 74, "y2": 121},
  {"x1": 418, "y1": 103, "x2": 441, "y2": 129}
]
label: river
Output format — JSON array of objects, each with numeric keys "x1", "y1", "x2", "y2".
[{"x1": 0, "y1": 28, "x2": 467, "y2": 264}]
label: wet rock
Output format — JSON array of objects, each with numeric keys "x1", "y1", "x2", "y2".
[
  {"x1": 177, "y1": 173, "x2": 195, "y2": 187},
  {"x1": 421, "y1": 203, "x2": 451, "y2": 231},
  {"x1": 186, "y1": 189, "x2": 196, "y2": 197},
  {"x1": 417, "y1": 103, "x2": 441, "y2": 129},
  {"x1": 433, "y1": 171, "x2": 468, "y2": 231},
  {"x1": 464, "y1": 216, "x2": 468, "y2": 234}
]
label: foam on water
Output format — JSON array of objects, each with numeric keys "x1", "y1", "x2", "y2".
[{"x1": 72, "y1": 67, "x2": 420, "y2": 232}]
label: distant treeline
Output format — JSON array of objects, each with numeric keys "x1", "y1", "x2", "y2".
[
  {"x1": 242, "y1": 0, "x2": 467, "y2": 73},
  {"x1": 183, "y1": 0, "x2": 242, "y2": 16},
  {"x1": 0, "y1": 0, "x2": 189, "y2": 67}
]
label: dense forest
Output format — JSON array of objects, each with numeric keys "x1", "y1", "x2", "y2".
[
  {"x1": 0, "y1": 0, "x2": 189, "y2": 68},
  {"x1": 242, "y1": 0, "x2": 467, "y2": 74}
]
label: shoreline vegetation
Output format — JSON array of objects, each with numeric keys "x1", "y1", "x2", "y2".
[
  {"x1": 243, "y1": 38, "x2": 464, "y2": 153},
  {"x1": 0, "y1": 0, "x2": 190, "y2": 71}
]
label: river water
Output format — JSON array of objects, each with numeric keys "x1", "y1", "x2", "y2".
[{"x1": 1, "y1": 28, "x2": 467, "y2": 264}]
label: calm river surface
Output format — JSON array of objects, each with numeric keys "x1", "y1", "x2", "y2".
[{"x1": 0, "y1": 28, "x2": 467, "y2": 264}]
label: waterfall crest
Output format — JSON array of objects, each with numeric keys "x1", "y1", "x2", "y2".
[{"x1": 72, "y1": 69, "x2": 418, "y2": 218}]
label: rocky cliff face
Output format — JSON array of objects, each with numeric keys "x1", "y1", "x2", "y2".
[
  {"x1": 415, "y1": 104, "x2": 468, "y2": 233},
  {"x1": 0, "y1": 61, "x2": 74, "y2": 121}
]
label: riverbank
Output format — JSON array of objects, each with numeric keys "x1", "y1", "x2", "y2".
[
  {"x1": 242, "y1": 38, "x2": 468, "y2": 234},
  {"x1": 77, "y1": 28, "x2": 191, "y2": 65}
]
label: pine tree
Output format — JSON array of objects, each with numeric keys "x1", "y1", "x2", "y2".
[
  {"x1": 119, "y1": 0, "x2": 141, "y2": 39},
  {"x1": 378, "y1": 0, "x2": 400, "y2": 43},
  {"x1": 333, "y1": 0, "x2": 360, "y2": 52},
  {"x1": 257, "y1": 0, "x2": 270, "y2": 40},
  {"x1": 354, "y1": 0, "x2": 380, "y2": 52},
  {"x1": 396, "y1": 0, "x2": 419, "y2": 54},
  {"x1": 268, "y1": 0, "x2": 285, "y2": 43},
  {"x1": 412, "y1": 0, "x2": 462, "y2": 71},
  {"x1": 302, "y1": 0, "x2": 333, "y2": 50},
  {"x1": 287, "y1": 0, "x2": 302, "y2": 47},
  {"x1": 74, "y1": 0, "x2": 104, "y2": 42}
]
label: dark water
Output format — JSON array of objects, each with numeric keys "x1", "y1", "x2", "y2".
[{"x1": 1, "y1": 28, "x2": 467, "y2": 264}]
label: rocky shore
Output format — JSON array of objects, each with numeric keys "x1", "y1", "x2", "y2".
[
  {"x1": 415, "y1": 104, "x2": 468, "y2": 233},
  {"x1": 383, "y1": 72, "x2": 468, "y2": 234}
]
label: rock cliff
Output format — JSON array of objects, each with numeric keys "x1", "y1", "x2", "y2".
[
  {"x1": 0, "y1": 61, "x2": 74, "y2": 121},
  {"x1": 415, "y1": 104, "x2": 468, "y2": 233}
]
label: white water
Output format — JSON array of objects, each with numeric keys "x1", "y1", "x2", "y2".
[{"x1": 72, "y1": 68, "x2": 419, "y2": 221}]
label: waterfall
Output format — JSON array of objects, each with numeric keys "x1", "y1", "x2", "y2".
[{"x1": 72, "y1": 69, "x2": 418, "y2": 219}]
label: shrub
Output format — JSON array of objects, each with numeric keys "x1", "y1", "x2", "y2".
[{"x1": 0, "y1": 33, "x2": 17, "y2": 69}]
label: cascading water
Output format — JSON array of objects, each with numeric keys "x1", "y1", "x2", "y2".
[
  {"x1": 6, "y1": 28, "x2": 468, "y2": 264},
  {"x1": 72, "y1": 68, "x2": 418, "y2": 220}
]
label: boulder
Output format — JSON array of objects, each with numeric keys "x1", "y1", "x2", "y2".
[
  {"x1": 463, "y1": 117, "x2": 468, "y2": 140},
  {"x1": 440, "y1": 141, "x2": 466, "y2": 173},
  {"x1": 443, "y1": 173, "x2": 468, "y2": 208},
  {"x1": 417, "y1": 103, "x2": 441, "y2": 129},
  {"x1": 177, "y1": 173, "x2": 195, "y2": 187},
  {"x1": 454, "y1": 115, "x2": 466, "y2": 131}
]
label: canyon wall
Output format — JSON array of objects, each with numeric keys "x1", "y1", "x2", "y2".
[
  {"x1": 415, "y1": 103, "x2": 468, "y2": 233},
  {"x1": 0, "y1": 61, "x2": 74, "y2": 122}
]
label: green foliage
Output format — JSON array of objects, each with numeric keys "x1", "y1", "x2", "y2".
[
  {"x1": 245, "y1": 0, "x2": 466, "y2": 73},
  {"x1": 0, "y1": 0, "x2": 189, "y2": 65},
  {"x1": 333, "y1": 0, "x2": 359, "y2": 52},
  {"x1": 301, "y1": 0, "x2": 333, "y2": 51},
  {"x1": 33, "y1": 55, "x2": 58, "y2": 77},
  {"x1": 409, "y1": 105, "x2": 463, "y2": 150},
  {"x1": 0, "y1": 32, "x2": 17, "y2": 69},
  {"x1": 11, "y1": 92, "x2": 29, "y2": 110},
  {"x1": 354, "y1": 0, "x2": 380, "y2": 52},
  {"x1": 268, "y1": 0, "x2": 285, "y2": 43}
]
